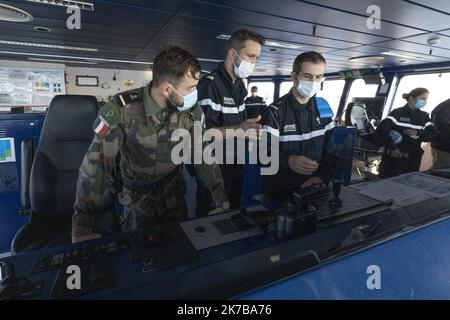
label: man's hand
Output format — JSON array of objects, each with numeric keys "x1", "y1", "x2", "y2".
[
  {"x1": 301, "y1": 176, "x2": 324, "y2": 188},
  {"x1": 72, "y1": 233, "x2": 102, "y2": 243},
  {"x1": 403, "y1": 129, "x2": 418, "y2": 136},
  {"x1": 216, "y1": 116, "x2": 262, "y2": 140},
  {"x1": 208, "y1": 201, "x2": 230, "y2": 215},
  {"x1": 288, "y1": 155, "x2": 319, "y2": 175},
  {"x1": 390, "y1": 148, "x2": 402, "y2": 158},
  {"x1": 236, "y1": 116, "x2": 262, "y2": 139}
]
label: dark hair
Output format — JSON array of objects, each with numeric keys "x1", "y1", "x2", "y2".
[
  {"x1": 293, "y1": 51, "x2": 326, "y2": 74},
  {"x1": 228, "y1": 29, "x2": 265, "y2": 51},
  {"x1": 402, "y1": 87, "x2": 429, "y2": 100},
  {"x1": 251, "y1": 86, "x2": 258, "y2": 92},
  {"x1": 152, "y1": 46, "x2": 201, "y2": 86}
]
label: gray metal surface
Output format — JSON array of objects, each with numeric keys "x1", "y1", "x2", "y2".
[
  {"x1": 180, "y1": 205, "x2": 268, "y2": 250},
  {"x1": 350, "y1": 172, "x2": 450, "y2": 206}
]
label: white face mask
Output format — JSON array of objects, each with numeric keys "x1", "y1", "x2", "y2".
[
  {"x1": 232, "y1": 51, "x2": 255, "y2": 79},
  {"x1": 296, "y1": 77, "x2": 323, "y2": 99},
  {"x1": 169, "y1": 85, "x2": 198, "y2": 112}
]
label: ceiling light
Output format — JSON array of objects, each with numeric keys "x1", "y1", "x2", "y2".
[
  {"x1": 276, "y1": 67, "x2": 292, "y2": 72},
  {"x1": 33, "y1": 26, "x2": 52, "y2": 32},
  {"x1": 0, "y1": 51, "x2": 153, "y2": 65},
  {"x1": 0, "y1": 40, "x2": 97, "y2": 52},
  {"x1": 1, "y1": 51, "x2": 222, "y2": 66},
  {"x1": 197, "y1": 58, "x2": 223, "y2": 63},
  {"x1": 216, "y1": 35, "x2": 231, "y2": 41},
  {"x1": 381, "y1": 51, "x2": 431, "y2": 61},
  {"x1": 28, "y1": 57, "x2": 97, "y2": 64},
  {"x1": 265, "y1": 40, "x2": 302, "y2": 50},
  {"x1": 348, "y1": 55, "x2": 385, "y2": 63},
  {"x1": 0, "y1": 3, "x2": 33, "y2": 22},
  {"x1": 216, "y1": 34, "x2": 302, "y2": 50},
  {"x1": 25, "y1": 0, "x2": 94, "y2": 11}
]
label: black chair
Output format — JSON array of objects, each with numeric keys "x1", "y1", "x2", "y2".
[
  {"x1": 343, "y1": 102, "x2": 383, "y2": 151},
  {"x1": 12, "y1": 95, "x2": 118, "y2": 254}
]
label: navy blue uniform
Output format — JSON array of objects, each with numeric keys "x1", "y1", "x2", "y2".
[
  {"x1": 377, "y1": 104, "x2": 434, "y2": 178},
  {"x1": 431, "y1": 98, "x2": 450, "y2": 153},
  {"x1": 198, "y1": 63, "x2": 247, "y2": 128},
  {"x1": 197, "y1": 63, "x2": 248, "y2": 210},
  {"x1": 260, "y1": 90, "x2": 338, "y2": 193},
  {"x1": 244, "y1": 95, "x2": 266, "y2": 118}
]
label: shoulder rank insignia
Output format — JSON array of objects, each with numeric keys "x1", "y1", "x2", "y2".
[{"x1": 114, "y1": 91, "x2": 142, "y2": 107}]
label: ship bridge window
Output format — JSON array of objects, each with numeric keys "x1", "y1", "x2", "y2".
[
  {"x1": 345, "y1": 79, "x2": 379, "y2": 107},
  {"x1": 390, "y1": 72, "x2": 450, "y2": 115}
]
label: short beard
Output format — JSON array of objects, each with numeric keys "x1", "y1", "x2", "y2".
[{"x1": 166, "y1": 91, "x2": 181, "y2": 113}]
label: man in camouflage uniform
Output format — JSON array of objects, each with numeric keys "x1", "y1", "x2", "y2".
[{"x1": 72, "y1": 46, "x2": 228, "y2": 243}]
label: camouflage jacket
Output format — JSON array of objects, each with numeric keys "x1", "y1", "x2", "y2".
[{"x1": 72, "y1": 82, "x2": 227, "y2": 237}]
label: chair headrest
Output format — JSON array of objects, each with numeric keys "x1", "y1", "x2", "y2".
[{"x1": 44, "y1": 95, "x2": 99, "y2": 141}]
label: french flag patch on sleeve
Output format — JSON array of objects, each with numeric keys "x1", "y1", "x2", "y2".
[{"x1": 94, "y1": 116, "x2": 110, "y2": 135}]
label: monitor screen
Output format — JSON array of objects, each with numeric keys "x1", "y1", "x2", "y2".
[{"x1": 353, "y1": 97, "x2": 386, "y2": 121}]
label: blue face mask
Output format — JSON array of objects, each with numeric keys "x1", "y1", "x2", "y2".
[
  {"x1": 169, "y1": 85, "x2": 198, "y2": 112},
  {"x1": 415, "y1": 99, "x2": 427, "y2": 109}
]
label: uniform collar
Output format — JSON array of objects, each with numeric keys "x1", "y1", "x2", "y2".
[
  {"x1": 403, "y1": 103, "x2": 420, "y2": 115},
  {"x1": 218, "y1": 62, "x2": 243, "y2": 88},
  {"x1": 143, "y1": 81, "x2": 165, "y2": 117},
  {"x1": 288, "y1": 89, "x2": 315, "y2": 113}
]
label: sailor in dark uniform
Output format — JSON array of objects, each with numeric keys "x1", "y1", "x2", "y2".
[{"x1": 377, "y1": 87, "x2": 434, "y2": 178}]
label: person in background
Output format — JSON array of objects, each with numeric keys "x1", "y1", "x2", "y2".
[
  {"x1": 245, "y1": 86, "x2": 267, "y2": 119},
  {"x1": 430, "y1": 98, "x2": 450, "y2": 169},
  {"x1": 377, "y1": 87, "x2": 434, "y2": 178}
]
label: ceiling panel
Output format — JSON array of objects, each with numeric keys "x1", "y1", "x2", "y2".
[
  {"x1": 372, "y1": 40, "x2": 450, "y2": 59},
  {"x1": 0, "y1": 46, "x2": 145, "y2": 61},
  {"x1": 182, "y1": 1, "x2": 314, "y2": 37},
  {"x1": 406, "y1": 0, "x2": 450, "y2": 14},
  {"x1": 94, "y1": 0, "x2": 188, "y2": 12},
  {"x1": 166, "y1": 15, "x2": 363, "y2": 49},
  {"x1": 438, "y1": 29, "x2": 450, "y2": 37},
  {"x1": 329, "y1": 45, "x2": 449, "y2": 65},
  {"x1": 196, "y1": 0, "x2": 426, "y2": 38},
  {"x1": 307, "y1": 0, "x2": 450, "y2": 32},
  {"x1": 0, "y1": 40, "x2": 143, "y2": 59},
  {"x1": 67, "y1": 3, "x2": 173, "y2": 31},
  {"x1": 0, "y1": 22, "x2": 154, "y2": 46},
  {"x1": 137, "y1": 26, "x2": 339, "y2": 62},
  {"x1": 314, "y1": 25, "x2": 390, "y2": 44},
  {"x1": 401, "y1": 33, "x2": 450, "y2": 51},
  {"x1": 3, "y1": 0, "x2": 173, "y2": 32},
  {"x1": 7, "y1": 0, "x2": 185, "y2": 14},
  {"x1": 0, "y1": 29, "x2": 148, "y2": 50},
  {"x1": 0, "y1": 0, "x2": 448, "y2": 75}
]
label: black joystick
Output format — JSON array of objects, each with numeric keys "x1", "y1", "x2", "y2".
[
  {"x1": 328, "y1": 179, "x2": 343, "y2": 208},
  {"x1": 0, "y1": 262, "x2": 21, "y2": 299}
]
